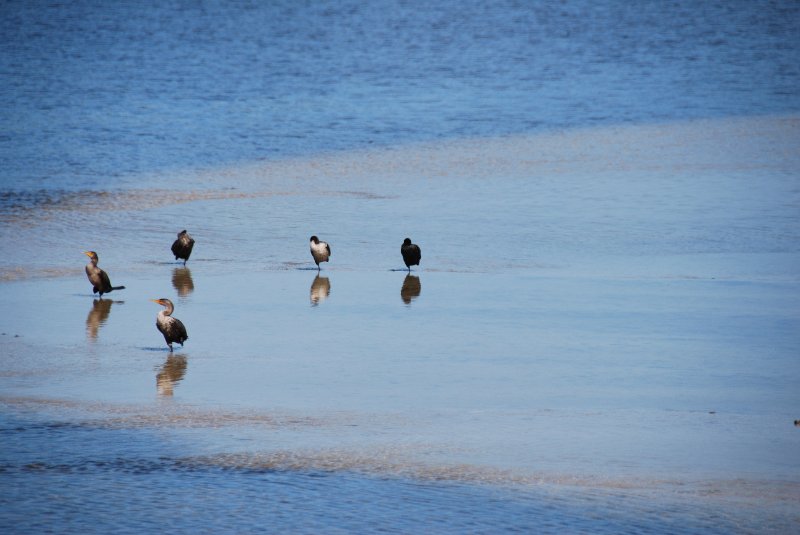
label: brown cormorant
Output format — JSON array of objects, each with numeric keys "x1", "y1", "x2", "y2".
[
  {"x1": 401, "y1": 238, "x2": 421, "y2": 271},
  {"x1": 309, "y1": 235, "x2": 331, "y2": 270},
  {"x1": 151, "y1": 298, "x2": 188, "y2": 352},
  {"x1": 171, "y1": 230, "x2": 195, "y2": 265},
  {"x1": 84, "y1": 251, "x2": 125, "y2": 297}
]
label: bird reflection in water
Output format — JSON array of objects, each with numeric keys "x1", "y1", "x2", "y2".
[
  {"x1": 171, "y1": 267, "x2": 194, "y2": 297},
  {"x1": 401, "y1": 274, "x2": 421, "y2": 305},
  {"x1": 86, "y1": 298, "x2": 114, "y2": 340},
  {"x1": 310, "y1": 274, "x2": 330, "y2": 306},
  {"x1": 157, "y1": 354, "x2": 187, "y2": 397}
]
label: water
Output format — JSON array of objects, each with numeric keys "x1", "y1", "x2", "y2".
[
  {"x1": 2, "y1": 1, "x2": 800, "y2": 533},
  {"x1": 2, "y1": 0, "x2": 799, "y2": 189},
  {"x1": 6, "y1": 410, "x2": 788, "y2": 535}
]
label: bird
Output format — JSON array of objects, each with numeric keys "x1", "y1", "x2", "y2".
[
  {"x1": 401, "y1": 238, "x2": 421, "y2": 271},
  {"x1": 171, "y1": 230, "x2": 195, "y2": 265},
  {"x1": 84, "y1": 251, "x2": 125, "y2": 297},
  {"x1": 309, "y1": 235, "x2": 331, "y2": 270},
  {"x1": 151, "y1": 298, "x2": 188, "y2": 352}
]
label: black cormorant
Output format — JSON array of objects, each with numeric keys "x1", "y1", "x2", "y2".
[
  {"x1": 171, "y1": 230, "x2": 195, "y2": 265},
  {"x1": 84, "y1": 251, "x2": 125, "y2": 297},
  {"x1": 151, "y1": 298, "x2": 188, "y2": 352},
  {"x1": 309, "y1": 235, "x2": 331, "y2": 269},
  {"x1": 401, "y1": 238, "x2": 421, "y2": 271}
]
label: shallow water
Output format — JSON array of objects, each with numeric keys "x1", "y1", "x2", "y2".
[
  {"x1": 5, "y1": 407, "x2": 792, "y2": 535},
  {"x1": 2, "y1": 117, "x2": 800, "y2": 531},
  {"x1": 2, "y1": 1, "x2": 800, "y2": 532}
]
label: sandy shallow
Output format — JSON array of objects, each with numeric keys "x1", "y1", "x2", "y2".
[{"x1": 1, "y1": 116, "x2": 799, "y2": 532}]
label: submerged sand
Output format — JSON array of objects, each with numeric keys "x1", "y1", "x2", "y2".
[{"x1": 1, "y1": 116, "x2": 799, "y2": 531}]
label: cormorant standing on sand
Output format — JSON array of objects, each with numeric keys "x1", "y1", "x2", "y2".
[
  {"x1": 401, "y1": 238, "x2": 421, "y2": 271},
  {"x1": 171, "y1": 230, "x2": 195, "y2": 265},
  {"x1": 309, "y1": 236, "x2": 331, "y2": 270},
  {"x1": 84, "y1": 251, "x2": 125, "y2": 297},
  {"x1": 150, "y1": 298, "x2": 188, "y2": 352}
]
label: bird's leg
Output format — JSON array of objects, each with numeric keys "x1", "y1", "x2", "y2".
[{"x1": 168, "y1": 343, "x2": 173, "y2": 352}]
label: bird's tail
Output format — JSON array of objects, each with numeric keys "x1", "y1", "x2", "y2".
[{"x1": 112, "y1": 285, "x2": 126, "y2": 291}]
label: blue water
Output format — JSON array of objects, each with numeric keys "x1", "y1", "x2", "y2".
[
  {"x1": 2, "y1": 2, "x2": 800, "y2": 533},
  {"x1": 1, "y1": 0, "x2": 799, "y2": 190},
  {"x1": 1, "y1": 407, "x2": 794, "y2": 534}
]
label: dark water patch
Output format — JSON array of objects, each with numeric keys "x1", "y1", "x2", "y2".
[{"x1": 2, "y1": 1, "x2": 799, "y2": 190}]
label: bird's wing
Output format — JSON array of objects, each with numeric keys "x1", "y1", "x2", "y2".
[
  {"x1": 100, "y1": 269, "x2": 112, "y2": 291},
  {"x1": 325, "y1": 243, "x2": 331, "y2": 256},
  {"x1": 174, "y1": 318, "x2": 188, "y2": 340},
  {"x1": 171, "y1": 239, "x2": 181, "y2": 256}
]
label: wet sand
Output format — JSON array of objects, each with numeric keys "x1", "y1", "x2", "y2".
[{"x1": 1, "y1": 117, "x2": 799, "y2": 532}]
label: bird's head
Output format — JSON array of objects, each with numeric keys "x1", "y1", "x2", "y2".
[
  {"x1": 83, "y1": 251, "x2": 98, "y2": 262},
  {"x1": 403, "y1": 238, "x2": 412, "y2": 246},
  {"x1": 310, "y1": 235, "x2": 319, "y2": 244},
  {"x1": 150, "y1": 298, "x2": 173, "y2": 308}
]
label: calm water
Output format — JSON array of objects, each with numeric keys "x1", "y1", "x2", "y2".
[{"x1": 2, "y1": 1, "x2": 800, "y2": 533}]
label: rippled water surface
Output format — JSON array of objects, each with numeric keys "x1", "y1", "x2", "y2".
[
  {"x1": 2, "y1": 0, "x2": 799, "y2": 190},
  {"x1": 2, "y1": 1, "x2": 800, "y2": 533}
]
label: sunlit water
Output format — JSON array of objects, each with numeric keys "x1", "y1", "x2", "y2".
[{"x1": 2, "y1": 1, "x2": 800, "y2": 533}]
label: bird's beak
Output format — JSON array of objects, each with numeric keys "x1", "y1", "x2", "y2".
[
  {"x1": 150, "y1": 299, "x2": 162, "y2": 304},
  {"x1": 83, "y1": 251, "x2": 92, "y2": 257}
]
